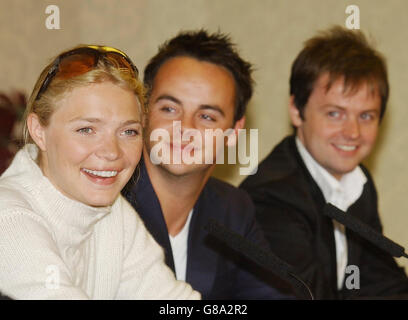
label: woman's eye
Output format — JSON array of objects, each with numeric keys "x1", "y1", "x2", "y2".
[{"x1": 77, "y1": 127, "x2": 93, "y2": 134}]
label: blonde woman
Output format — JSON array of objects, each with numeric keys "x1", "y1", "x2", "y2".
[{"x1": 0, "y1": 45, "x2": 200, "y2": 300}]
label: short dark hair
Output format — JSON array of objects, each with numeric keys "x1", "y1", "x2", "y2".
[
  {"x1": 290, "y1": 26, "x2": 389, "y2": 120},
  {"x1": 144, "y1": 29, "x2": 254, "y2": 122}
]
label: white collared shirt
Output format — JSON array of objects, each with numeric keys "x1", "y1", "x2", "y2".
[
  {"x1": 169, "y1": 209, "x2": 194, "y2": 281},
  {"x1": 295, "y1": 137, "x2": 367, "y2": 289}
]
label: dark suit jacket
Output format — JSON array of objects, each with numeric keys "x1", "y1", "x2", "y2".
[
  {"x1": 122, "y1": 161, "x2": 290, "y2": 299},
  {"x1": 240, "y1": 135, "x2": 408, "y2": 299}
]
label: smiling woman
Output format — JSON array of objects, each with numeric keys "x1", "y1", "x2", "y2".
[
  {"x1": 28, "y1": 82, "x2": 143, "y2": 207},
  {"x1": 0, "y1": 45, "x2": 200, "y2": 300}
]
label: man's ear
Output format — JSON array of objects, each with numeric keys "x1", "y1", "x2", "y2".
[
  {"x1": 26, "y1": 113, "x2": 47, "y2": 151},
  {"x1": 289, "y1": 95, "x2": 303, "y2": 128},
  {"x1": 226, "y1": 116, "x2": 245, "y2": 147}
]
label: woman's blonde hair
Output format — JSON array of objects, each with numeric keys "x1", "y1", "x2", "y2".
[{"x1": 23, "y1": 45, "x2": 145, "y2": 145}]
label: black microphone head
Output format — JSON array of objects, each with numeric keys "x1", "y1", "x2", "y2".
[
  {"x1": 324, "y1": 203, "x2": 407, "y2": 259},
  {"x1": 205, "y1": 218, "x2": 314, "y2": 300},
  {"x1": 205, "y1": 218, "x2": 293, "y2": 275}
]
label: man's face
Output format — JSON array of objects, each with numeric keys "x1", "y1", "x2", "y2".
[
  {"x1": 290, "y1": 73, "x2": 382, "y2": 180},
  {"x1": 144, "y1": 56, "x2": 241, "y2": 177}
]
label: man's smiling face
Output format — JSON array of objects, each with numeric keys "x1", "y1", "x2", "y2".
[
  {"x1": 290, "y1": 73, "x2": 382, "y2": 180},
  {"x1": 144, "y1": 56, "x2": 242, "y2": 177}
]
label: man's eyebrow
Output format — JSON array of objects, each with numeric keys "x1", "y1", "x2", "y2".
[
  {"x1": 321, "y1": 104, "x2": 347, "y2": 111},
  {"x1": 361, "y1": 108, "x2": 380, "y2": 114},
  {"x1": 154, "y1": 94, "x2": 226, "y2": 117},
  {"x1": 199, "y1": 105, "x2": 225, "y2": 117},
  {"x1": 322, "y1": 104, "x2": 380, "y2": 113},
  {"x1": 155, "y1": 94, "x2": 182, "y2": 105}
]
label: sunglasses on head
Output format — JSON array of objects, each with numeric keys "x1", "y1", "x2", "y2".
[{"x1": 35, "y1": 45, "x2": 139, "y2": 101}]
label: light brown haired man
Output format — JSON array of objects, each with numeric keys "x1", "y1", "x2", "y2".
[{"x1": 241, "y1": 26, "x2": 408, "y2": 299}]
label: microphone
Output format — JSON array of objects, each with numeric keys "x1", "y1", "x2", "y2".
[
  {"x1": 324, "y1": 203, "x2": 408, "y2": 259},
  {"x1": 205, "y1": 218, "x2": 314, "y2": 300}
]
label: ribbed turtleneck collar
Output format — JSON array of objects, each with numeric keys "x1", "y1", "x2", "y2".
[{"x1": 4, "y1": 144, "x2": 112, "y2": 247}]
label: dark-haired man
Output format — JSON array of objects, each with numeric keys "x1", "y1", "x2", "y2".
[
  {"x1": 240, "y1": 26, "x2": 408, "y2": 299},
  {"x1": 123, "y1": 30, "x2": 289, "y2": 299}
]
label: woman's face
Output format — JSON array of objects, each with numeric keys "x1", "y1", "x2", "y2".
[{"x1": 34, "y1": 82, "x2": 143, "y2": 207}]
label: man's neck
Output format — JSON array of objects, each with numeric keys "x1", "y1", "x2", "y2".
[{"x1": 143, "y1": 151, "x2": 213, "y2": 236}]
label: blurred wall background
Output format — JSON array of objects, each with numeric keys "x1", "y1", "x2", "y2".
[{"x1": 1, "y1": 0, "x2": 407, "y2": 271}]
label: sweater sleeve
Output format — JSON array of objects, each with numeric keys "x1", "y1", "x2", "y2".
[
  {"x1": 116, "y1": 198, "x2": 201, "y2": 300},
  {"x1": 0, "y1": 209, "x2": 90, "y2": 300}
]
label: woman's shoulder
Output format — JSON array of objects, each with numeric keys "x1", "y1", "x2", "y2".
[
  {"x1": 0, "y1": 147, "x2": 40, "y2": 214},
  {"x1": 0, "y1": 179, "x2": 48, "y2": 228},
  {"x1": 0, "y1": 179, "x2": 30, "y2": 212}
]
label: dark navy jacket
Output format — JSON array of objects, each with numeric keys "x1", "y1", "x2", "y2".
[
  {"x1": 122, "y1": 161, "x2": 290, "y2": 299},
  {"x1": 240, "y1": 136, "x2": 408, "y2": 299}
]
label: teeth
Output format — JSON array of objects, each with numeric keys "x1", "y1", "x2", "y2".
[
  {"x1": 336, "y1": 145, "x2": 357, "y2": 151},
  {"x1": 83, "y1": 168, "x2": 118, "y2": 177}
]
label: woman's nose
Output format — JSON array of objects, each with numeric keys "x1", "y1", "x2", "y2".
[{"x1": 95, "y1": 136, "x2": 122, "y2": 161}]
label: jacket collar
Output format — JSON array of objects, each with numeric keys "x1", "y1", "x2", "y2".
[
  {"x1": 127, "y1": 159, "x2": 176, "y2": 270},
  {"x1": 250, "y1": 135, "x2": 322, "y2": 214},
  {"x1": 186, "y1": 183, "x2": 219, "y2": 296},
  {"x1": 256, "y1": 136, "x2": 339, "y2": 293},
  {"x1": 125, "y1": 160, "x2": 219, "y2": 296}
]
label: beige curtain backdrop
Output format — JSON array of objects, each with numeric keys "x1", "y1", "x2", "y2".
[{"x1": 1, "y1": 0, "x2": 407, "y2": 272}]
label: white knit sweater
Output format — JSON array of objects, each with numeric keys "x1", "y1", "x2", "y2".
[{"x1": 0, "y1": 145, "x2": 200, "y2": 300}]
